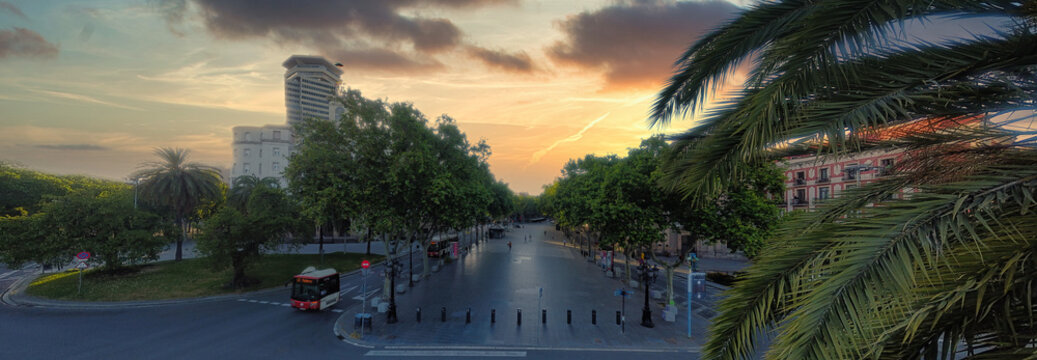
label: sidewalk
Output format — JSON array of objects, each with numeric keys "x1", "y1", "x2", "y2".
[{"x1": 334, "y1": 223, "x2": 709, "y2": 351}]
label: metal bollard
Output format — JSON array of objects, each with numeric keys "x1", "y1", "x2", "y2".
[
  {"x1": 542, "y1": 309, "x2": 547, "y2": 324},
  {"x1": 517, "y1": 309, "x2": 522, "y2": 325},
  {"x1": 616, "y1": 311, "x2": 621, "y2": 325},
  {"x1": 466, "y1": 308, "x2": 471, "y2": 324},
  {"x1": 417, "y1": 307, "x2": 421, "y2": 323},
  {"x1": 491, "y1": 309, "x2": 496, "y2": 323},
  {"x1": 592, "y1": 310, "x2": 597, "y2": 325},
  {"x1": 441, "y1": 307, "x2": 447, "y2": 322},
  {"x1": 567, "y1": 310, "x2": 572, "y2": 324}
]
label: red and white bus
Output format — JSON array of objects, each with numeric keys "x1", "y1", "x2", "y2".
[{"x1": 290, "y1": 267, "x2": 340, "y2": 311}]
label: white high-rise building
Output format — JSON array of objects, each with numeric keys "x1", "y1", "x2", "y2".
[
  {"x1": 283, "y1": 55, "x2": 343, "y2": 125},
  {"x1": 230, "y1": 55, "x2": 344, "y2": 187}
]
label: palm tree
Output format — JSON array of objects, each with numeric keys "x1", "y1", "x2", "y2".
[
  {"x1": 136, "y1": 147, "x2": 223, "y2": 261},
  {"x1": 651, "y1": 1, "x2": 1037, "y2": 359},
  {"x1": 228, "y1": 175, "x2": 281, "y2": 211}
]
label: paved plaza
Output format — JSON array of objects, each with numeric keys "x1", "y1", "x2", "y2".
[{"x1": 336, "y1": 223, "x2": 718, "y2": 351}]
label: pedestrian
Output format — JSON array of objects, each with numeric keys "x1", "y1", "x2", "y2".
[{"x1": 508, "y1": 241, "x2": 512, "y2": 251}]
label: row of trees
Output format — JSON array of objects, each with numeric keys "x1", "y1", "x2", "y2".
[
  {"x1": 650, "y1": 0, "x2": 1037, "y2": 358},
  {"x1": 538, "y1": 136, "x2": 783, "y2": 304},
  {"x1": 286, "y1": 89, "x2": 514, "y2": 284}
]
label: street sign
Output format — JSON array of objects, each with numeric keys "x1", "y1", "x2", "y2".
[
  {"x1": 76, "y1": 252, "x2": 91, "y2": 260},
  {"x1": 613, "y1": 289, "x2": 630, "y2": 297},
  {"x1": 361, "y1": 260, "x2": 370, "y2": 269},
  {"x1": 76, "y1": 262, "x2": 88, "y2": 270}
]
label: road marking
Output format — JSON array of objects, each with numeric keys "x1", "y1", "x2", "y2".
[
  {"x1": 384, "y1": 345, "x2": 698, "y2": 353},
  {"x1": 365, "y1": 350, "x2": 526, "y2": 357},
  {"x1": 281, "y1": 303, "x2": 291, "y2": 307},
  {"x1": 237, "y1": 299, "x2": 247, "y2": 302},
  {"x1": 0, "y1": 271, "x2": 17, "y2": 280},
  {"x1": 248, "y1": 299, "x2": 259, "y2": 303},
  {"x1": 331, "y1": 309, "x2": 343, "y2": 313},
  {"x1": 352, "y1": 290, "x2": 379, "y2": 301},
  {"x1": 340, "y1": 285, "x2": 358, "y2": 294},
  {"x1": 258, "y1": 300, "x2": 270, "y2": 304}
]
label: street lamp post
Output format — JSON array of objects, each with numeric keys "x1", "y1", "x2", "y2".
[
  {"x1": 639, "y1": 263, "x2": 658, "y2": 328},
  {"x1": 133, "y1": 177, "x2": 140, "y2": 209},
  {"x1": 387, "y1": 257, "x2": 399, "y2": 323},
  {"x1": 408, "y1": 240, "x2": 414, "y2": 287}
]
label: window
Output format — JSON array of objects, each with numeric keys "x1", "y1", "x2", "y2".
[
  {"x1": 243, "y1": 148, "x2": 251, "y2": 157},
  {"x1": 273, "y1": 162, "x2": 280, "y2": 172},
  {"x1": 819, "y1": 168, "x2": 829, "y2": 182},
  {"x1": 819, "y1": 187, "x2": 830, "y2": 200},
  {"x1": 259, "y1": 149, "x2": 262, "y2": 158},
  {"x1": 845, "y1": 164, "x2": 858, "y2": 180},
  {"x1": 794, "y1": 189, "x2": 806, "y2": 205},
  {"x1": 245, "y1": 132, "x2": 253, "y2": 141},
  {"x1": 243, "y1": 163, "x2": 251, "y2": 173},
  {"x1": 258, "y1": 163, "x2": 262, "y2": 176},
  {"x1": 273, "y1": 131, "x2": 281, "y2": 140},
  {"x1": 795, "y1": 171, "x2": 806, "y2": 185},
  {"x1": 880, "y1": 158, "x2": 894, "y2": 176},
  {"x1": 273, "y1": 147, "x2": 280, "y2": 157}
]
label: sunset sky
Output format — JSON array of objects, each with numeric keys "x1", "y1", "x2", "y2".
[{"x1": 0, "y1": 0, "x2": 1010, "y2": 194}]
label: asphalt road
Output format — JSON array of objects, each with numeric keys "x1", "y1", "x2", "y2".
[{"x1": 0, "y1": 225, "x2": 708, "y2": 359}]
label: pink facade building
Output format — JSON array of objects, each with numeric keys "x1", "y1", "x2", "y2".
[{"x1": 782, "y1": 149, "x2": 906, "y2": 211}]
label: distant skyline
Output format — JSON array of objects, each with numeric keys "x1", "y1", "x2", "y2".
[{"x1": 0, "y1": 0, "x2": 1007, "y2": 194}]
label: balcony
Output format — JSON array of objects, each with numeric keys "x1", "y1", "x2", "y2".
[
  {"x1": 794, "y1": 178, "x2": 806, "y2": 186},
  {"x1": 791, "y1": 198, "x2": 809, "y2": 207},
  {"x1": 817, "y1": 177, "x2": 830, "y2": 183}
]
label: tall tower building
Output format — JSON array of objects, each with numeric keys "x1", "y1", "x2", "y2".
[
  {"x1": 283, "y1": 55, "x2": 343, "y2": 125},
  {"x1": 231, "y1": 55, "x2": 344, "y2": 187}
]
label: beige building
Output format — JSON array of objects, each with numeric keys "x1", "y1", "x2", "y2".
[{"x1": 230, "y1": 124, "x2": 294, "y2": 187}]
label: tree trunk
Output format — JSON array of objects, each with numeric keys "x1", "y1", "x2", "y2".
[
  {"x1": 175, "y1": 217, "x2": 186, "y2": 261},
  {"x1": 365, "y1": 228, "x2": 372, "y2": 256},
  {"x1": 665, "y1": 267, "x2": 675, "y2": 305},
  {"x1": 318, "y1": 224, "x2": 325, "y2": 265},
  {"x1": 232, "y1": 254, "x2": 247, "y2": 288}
]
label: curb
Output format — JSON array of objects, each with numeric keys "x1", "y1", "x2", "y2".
[{"x1": 2, "y1": 260, "x2": 391, "y2": 310}]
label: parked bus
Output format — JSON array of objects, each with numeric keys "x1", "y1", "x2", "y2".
[{"x1": 290, "y1": 267, "x2": 340, "y2": 311}]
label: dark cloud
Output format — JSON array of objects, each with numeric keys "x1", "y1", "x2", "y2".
[
  {"x1": 0, "y1": 27, "x2": 59, "y2": 60},
  {"x1": 325, "y1": 47, "x2": 444, "y2": 73},
  {"x1": 33, "y1": 144, "x2": 109, "y2": 151},
  {"x1": 548, "y1": 0, "x2": 739, "y2": 90},
  {"x1": 156, "y1": 0, "x2": 516, "y2": 73},
  {"x1": 466, "y1": 46, "x2": 535, "y2": 73},
  {"x1": 0, "y1": 1, "x2": 26, "y2": 19}
]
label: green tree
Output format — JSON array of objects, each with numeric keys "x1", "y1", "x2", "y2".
[
  {"x1": 652, "y1": 1, "x2": 1037, "y2": 359},
  {"x1": 0, "y1": 188, "x2": 167, "y2": 271},
  {"x1": 135, "y1": 148, "x2": 223, "y2": 261},
  {"x1": 228, "y1": 175, "x2": 281, "y2": 210},
  {"x1": 198, "y1": 185, "x2": 304, "y2": 288}
]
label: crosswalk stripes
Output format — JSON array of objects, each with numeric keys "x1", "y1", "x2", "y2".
[{"x1": 0, "y1": 271, "x2": 18, "y2": 280}]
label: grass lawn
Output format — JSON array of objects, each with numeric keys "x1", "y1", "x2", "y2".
[{"x1": 26, "y1": 252, "x2": 384, "y2": 302}]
